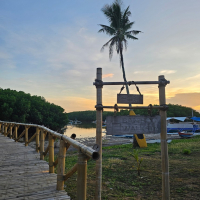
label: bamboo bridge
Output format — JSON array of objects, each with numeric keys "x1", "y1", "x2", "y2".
[{"x1": 0, "y1": 121, "x2": 99, "y2": 200}]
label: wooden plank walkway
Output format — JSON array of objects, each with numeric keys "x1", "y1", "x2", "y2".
[{"x1": 0, "y1": 134, "x2": 70, "y2": 200}]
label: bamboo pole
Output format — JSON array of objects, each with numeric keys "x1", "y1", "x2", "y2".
[
  {"x1": 25, "y1": 126, "x2": 29, "y2": 146},
  {"x1": 43, "y1": 145, "x2": 49, "y2": 157},
  {"x1": 5, "y1": 128, "x2": 11, "y2": 137},
  {"x1": 95, "y1": 68, "x2": 102, "y2": 200},
  {"x1": 64, "y1": 163, "x2": 78, "y2": 181},
  {"x1": 54, "y1": 134, "x2": 76, "y2": 167},
  {"x1": 10, "y1": 124, "x2": 13, "y2": 139},
  {"x1": 15, "y1": 129, "x2": 25, "y2": 142},
  {"x1": 56, "y1": 138, "x2": 66, "y2": 190},
  {"x1": 14, "y1": 125, "x2": 19, "y2": 141},
  {"x1": 0, "y1": 123, "x2": 2, "y2": 133},
  {"x1": 49, "y1": 133, "x2": 55, "y2": 173},
  {"x1": 36, "y1": 127, "x2": 40, "y2": 153},
  {"x1": 1, "y1": 124, "x2": 4, "y2": 134},
  {"x1": 64, "y1": 157, "x2": 90, "y2": 181},
  {"x1": 40, "y1": 129, "x2": 45, "y2": 160},
  {"x1": 95, "y1": 105, "x2": 166, "y2": 110},
  {"x1": 159, "y1": 75, "x2": 170, "y2": 200},
  {"x1": 77, "y1": 150, "x2": 88, "y2": 200},
  {"x1": 93, "y1": 80, "x2": 170, "y2": 86},
  {"x1": 27, "y1": 131, "x2": 37, "y2": 145},
  {"x1": 4, "y1": 124, "x2": 8, "y2": 136}
]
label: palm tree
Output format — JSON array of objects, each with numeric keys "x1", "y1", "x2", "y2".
[{"x1": 98, "y1": 0, "x2": 141, "y2": 105}]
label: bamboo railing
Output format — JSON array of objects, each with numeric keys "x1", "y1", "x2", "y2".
[{"x1": 0, "y1": 120, "x2": 99, "y2": 200}]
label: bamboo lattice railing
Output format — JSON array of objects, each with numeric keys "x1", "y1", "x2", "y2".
[{"x1": 0, "y1": 120, "x2": 99, "y2": 200}]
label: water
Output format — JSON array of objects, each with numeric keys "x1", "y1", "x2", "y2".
[{"x1": 64, "y1": 122, "x2": 106, "y2": 138}]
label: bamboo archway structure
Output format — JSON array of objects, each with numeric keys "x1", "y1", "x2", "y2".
[{"x1": 94, "y1": 68, "x2": 170, "y2": 200}]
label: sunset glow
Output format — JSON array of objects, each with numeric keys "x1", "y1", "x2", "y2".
[{"x1": 0, "y1": 0, "x2": 199, "y2": 113}]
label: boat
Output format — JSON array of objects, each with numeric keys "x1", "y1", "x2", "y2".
[
  {"x1": 167, "y1": 117, "x2": 199, "y2": 133},
  {"x1": 178, "y1": 131, "x2": 194, "y2": 138},
  {"x1": 73, "y1": 119, "x2": 82, "y2": 125},
  {"x1": 68, "y1": 119, "x2": 82, "y2": 125}
]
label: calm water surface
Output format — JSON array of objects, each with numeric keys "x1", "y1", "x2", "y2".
[{"x1": 64, "y1": 122, "x2": 106, "y2": 138}]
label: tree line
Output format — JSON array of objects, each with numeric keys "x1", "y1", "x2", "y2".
[
  {"x1": 0, "y1": 88, "x2": 68, "y2": 131},
  {"x1": 68, "y1": 104, "x2": 200, "y2": 122}
]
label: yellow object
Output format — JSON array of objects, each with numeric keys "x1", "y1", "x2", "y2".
[
  {"x1": 134, "y1": 134, "x2": 147, "y2": 148},
  {"x1": 129, "y1": 110, "x2": 136, "y2": 116}
]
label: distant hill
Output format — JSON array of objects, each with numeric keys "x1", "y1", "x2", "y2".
[{"x1": 67, "y1": 104, "x2": 200, "y2": 122}]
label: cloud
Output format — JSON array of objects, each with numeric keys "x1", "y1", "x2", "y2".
[
  {"x1": 102, "y1": 73, "x2": 114, "y2": 78},
  {"x1": 160, "y1": 70, "x2": 176, "y2": 74},
  {"x1": 133, "y1": 71, "x2": 149, "y2": 74},
  {"x1": 186, "y1": 74, "x2": 200, "y2": 80}
]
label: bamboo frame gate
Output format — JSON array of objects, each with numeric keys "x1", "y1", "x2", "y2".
[
  {"x1": 0, "y1": 121, "x2": 99, "y2": 200},
  {"x1": 94, "y1": 68, "x2": 170, "y2": 200}
]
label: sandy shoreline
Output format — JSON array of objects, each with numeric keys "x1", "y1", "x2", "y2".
[{"x1": 28, "y1": 133, "x2": 181, "y2": 153}]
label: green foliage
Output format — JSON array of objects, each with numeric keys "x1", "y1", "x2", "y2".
[
  {"x1": 130, "y1": 149, "x2": 143, "y2": 176},
  {"x1": 182, "y1": 149, "x2": 191, "y2": 155},
  {"x1": 67, "y1": 104, "x2": 200, "y2": 122},
  {"x1": 0, "y1": 88, "x2": 68, "y2": 131}
]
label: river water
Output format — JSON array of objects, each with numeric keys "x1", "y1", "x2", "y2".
[{"x1": 64, "y1": 122, "x2": 106, "y2": 138}]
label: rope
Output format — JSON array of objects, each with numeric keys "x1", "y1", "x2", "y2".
[{"x1": 131, "y1": 81, "x2": 142, "y2": 95}]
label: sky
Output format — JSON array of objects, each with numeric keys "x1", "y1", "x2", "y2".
[{"x1": 0, "y1": 0, "x2": 200, "y2": 114}]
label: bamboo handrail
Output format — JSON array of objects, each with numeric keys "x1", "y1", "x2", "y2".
[
  {"x1": 0, "y1": 121, "x2": 99, "y2": 160},
  {"x1": 0, "y1": 120, "x2": 100, "y2": 200}
]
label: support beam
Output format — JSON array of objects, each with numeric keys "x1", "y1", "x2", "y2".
[
  {"x1": 40, "y1": 130, "x2": 45, "y2": 160},
  {"x1": 159, "y1": 75, "x2": 170, "y2": 200},
  {"x1": 15, "y1": 130, "x2": 25, "y2": 142},
  {"x1": 56, "y1": 139, "x2": 66, "y2": 190},
  {"x1": 27, "y1": 132, "x2": 37, "y2": 145},
  {"x1": 36, "y1": 128, "x2": 40, "y2": 153},
  {"x1": 95, "y1": 68, "x2": 102, "y2": 200},
  {"x1": 14, "y1": 125, "x2": 19, "y2": 141},
  {"x1": 43, "y1": 145, "x2": 49, "y2": 157},
  {"x1": 4, "y1": 124, "x2": 8, "y2": 136},
  {"x1": 77, "y1": 150, "x2": 88, "y2": 200},
  {"x1": 49, "y1": 133, "x2": 55, "y2": 173},
  {"x1": 25, "y1": 126, "x2": 30, "y2": 146}
]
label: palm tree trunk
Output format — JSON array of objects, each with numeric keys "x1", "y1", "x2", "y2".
[{"x1": 119, "y1": 44, "x2": 131, "y2": 107}]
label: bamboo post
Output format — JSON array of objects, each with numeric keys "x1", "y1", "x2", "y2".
[
  {"x1": 2, "y1": 124, "x2": 4, "y2": 135},
  {"x1": 95, "y1": 68, "x2": 102, "y2": 200},
  {"x1": 159, "y1": 75, "x2": 170, "y2": 200},
  {"x1": 10, "y1": 124, "x2": 13, "y2": 139},
  {"x1": 14, "y1": 125, "x2": 18, "y2": 141},
  {"x1": 4, "y1": 124, "x2": 7, "y2": 136},
  {"x1": 36, "y1": 127, "x2": 40, "y2": 153},
  {"x1": 56, "y1": 138, "x2": 66, "y2": 190},
  {"x1": 25, "y1": 126, "x2": 29, "y2": 146},
  {"x1": 40, "y1": 129, "x2": 45, "y2": 160},
  {"x1": 77, "y1": 150, "x2": 88, "y2": 200},
  {"x1": 1, "y1": 123, "x2": 4, "y2": 134},
  {"x1": 49, "y1": 133, "x2": 55, "y2": 173},
  {"x1": 0, "y1": 123, "x2": 2, "y2": 133}
]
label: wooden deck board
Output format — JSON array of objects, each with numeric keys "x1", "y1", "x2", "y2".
[{"x1": 0, "y1": 135, "x2": 70, "y2": 200}]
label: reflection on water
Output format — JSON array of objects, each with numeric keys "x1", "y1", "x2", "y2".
[{"x1": 64, "y1": 122, "x2": 106, "y2": 138}]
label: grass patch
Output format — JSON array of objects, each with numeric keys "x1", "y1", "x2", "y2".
[{"x1": 45, "y1": 135, "x2": 200, "y2": 199}]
